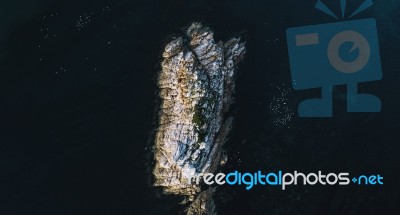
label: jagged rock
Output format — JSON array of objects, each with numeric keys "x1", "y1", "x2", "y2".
[{"x1": 153, "y1": 22, "x2": 245, "y2": 214}]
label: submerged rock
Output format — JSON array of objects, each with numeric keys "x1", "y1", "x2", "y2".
[{"x1": 153, "y1": 22, "x2": 245, "y2": 214}]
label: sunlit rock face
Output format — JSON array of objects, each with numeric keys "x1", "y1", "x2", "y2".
[{"x1": 153, "y1": 22, "x2": 245, "y2": 214}]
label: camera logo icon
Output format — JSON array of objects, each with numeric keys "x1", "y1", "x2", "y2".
[{"x1": 286, "y1": 18, "x2": 382, "y2": 117}]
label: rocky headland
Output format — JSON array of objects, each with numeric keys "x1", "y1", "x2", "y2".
[{"x1": 153, "y1": 22, "x2": 245, "y2": 214}]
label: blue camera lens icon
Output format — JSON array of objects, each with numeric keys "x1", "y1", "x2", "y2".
[{"x1": 286, "y1": 18, "x2": 382, "y2": 117}]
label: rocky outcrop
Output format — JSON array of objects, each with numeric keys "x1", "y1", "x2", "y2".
[{"x1": 153, "y1": 22, "x2": 245, "y2": 214}]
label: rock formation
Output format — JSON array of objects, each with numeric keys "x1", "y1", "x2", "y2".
[{"x1": 153, "y1": 22, "x2": 245, "y2": 214}]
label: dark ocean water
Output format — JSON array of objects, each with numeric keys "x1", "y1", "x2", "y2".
[{"x1": 1, "y1": 0, "x2": 399, "y2": 214}]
